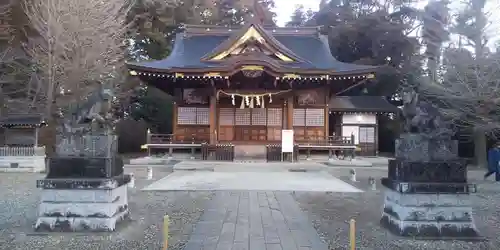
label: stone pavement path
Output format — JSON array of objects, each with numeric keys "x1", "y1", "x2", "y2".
[{"x1": 183, "y1": 191, "x2": 328, "y2": 250}]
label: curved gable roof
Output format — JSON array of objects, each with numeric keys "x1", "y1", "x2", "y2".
[{"x1": 127, "y1": 25, "x2": 378, "y2": 75}]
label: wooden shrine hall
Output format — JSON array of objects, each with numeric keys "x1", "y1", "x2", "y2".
[{"x1": 126, "y1": 14, "x2": 398, "y2": 159}]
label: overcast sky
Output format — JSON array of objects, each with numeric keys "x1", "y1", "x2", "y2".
[
  {"x1": 274, "y1": 0, "x2": 320, "y2": 26},
  {"x1": 272, "y1": 0, "x2": 500, "y2": 48}
]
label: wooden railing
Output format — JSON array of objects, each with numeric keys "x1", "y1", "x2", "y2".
[
  {"x1": 147, "y1": 133, "x2": 208, "y2": 144},
  {"x1": 0, "y1": 146, "x2": 46, "y2": 157},
  {"x1": 266, "y1": 144, "x2": 299, "y2": 162},
  {"x1": 295, "y1": 135, "x2": 355, "y2": 146},
  {"x1": 201, "y1": 144, "x2": 235, "y2": 161},
  {"x1": 147, "y1": 133, "x2": 355, "y2": 146}
]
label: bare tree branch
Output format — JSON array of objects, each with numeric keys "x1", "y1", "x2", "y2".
[
  {"x1": 416, "y1": 49, "x2": 500, "y2": 138},
  {"x1": 22, "y1": 0, "x2": 134, "y2": 116}
]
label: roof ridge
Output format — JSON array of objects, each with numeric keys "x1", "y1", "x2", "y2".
[{"x1": 183, "y1": 24, "x2": 321, "y2": 36}]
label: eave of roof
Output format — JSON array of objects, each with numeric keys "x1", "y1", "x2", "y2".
[
  {"x1": 0, "y1": 113, "x2": 47, "y2": 127},
  {"x1": 328, "y1": 96, "x2": 398, "y2": 113}
]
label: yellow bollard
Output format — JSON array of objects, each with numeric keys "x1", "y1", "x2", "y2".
[
  {"x1": 162, "y1": 215, "x2": 169, "y2": 250},
  {"x1": 349, "y1": 218, "x2": 356, "y2": 250}
]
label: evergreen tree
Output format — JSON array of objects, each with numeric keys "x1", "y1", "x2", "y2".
[
  {"x1": 286, "y1": 5, "x2": 307, "y2": 27},
  {"x1": 421, "y1": 0, "x2": 450, "y2": 81},
  {"x1": 127, "y1": 0, "x2": 276, "y2": 132}
]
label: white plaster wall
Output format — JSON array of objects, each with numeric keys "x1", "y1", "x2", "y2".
[
  {"x1": 342, "y1": 114, "x2": 377, "y2": 124},
  {"x1": 341, "y1": 114, "x2": 377, "y2": 145},
  {"x1": 342, "y1": 126, "x2": 359, "y2": 144},
  {"x1": 342, "y1": 114, "x2": 376, "y2": 124}
]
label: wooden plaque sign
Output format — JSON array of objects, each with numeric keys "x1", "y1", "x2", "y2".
[{"x1": 281, "y1": 130, "x2": 294, "y2": 153}]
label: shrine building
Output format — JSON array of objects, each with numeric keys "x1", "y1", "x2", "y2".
[{"x1": 126, "y1": 16, "x2": 397, "y2": 157}]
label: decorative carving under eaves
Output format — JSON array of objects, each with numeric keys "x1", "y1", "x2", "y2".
[
  {"x1": 183, "y1": 88, "x2": 208, "y2": 104},
  {"x1": 297, "y1": 90, "x2": 322, "y2": 105}
]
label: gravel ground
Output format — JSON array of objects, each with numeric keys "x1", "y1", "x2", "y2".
[
  {"x1": 2, "y1": 162, "x2": 500, "y2": 250},
  {"x1": 294, "y1": 167, "x2": 500, "y2": 250},
  {"x1": 0, "y1": 164, "x2": 214, "y2": 250}
]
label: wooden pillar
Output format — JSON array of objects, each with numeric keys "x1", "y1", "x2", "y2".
[
  {"x1": 34, "y1": 127, "x2": 39, "y2": 146},
  {"x1": 209, "y1": 95, "x2": 217, "y2": 144},
  {"x1": 324, "y1": 87, "x2": 330, "y2": 139},
  {"x1": 172, "y1": 102, "x2": 178, "y2": 138},
  {"x1": 375, "y1": 114, "x2": 379, "y2": 156},
  {"x1": 286, "y1": 94, "x2": 294, "y2": 130}
]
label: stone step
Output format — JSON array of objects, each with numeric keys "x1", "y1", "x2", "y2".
[
  {"x1": 173, "y1": 161, "x2": 325, "y2": 172},
  {"x1": 0, "y1": 166, "x2": 45, "y2": 173}
]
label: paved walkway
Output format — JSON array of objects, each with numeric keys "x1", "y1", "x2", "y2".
[
  {"x1": 183, "y1": 191, "x2": 329, "y2": 250},
  {"x1": 142, "y1": 171, "x2": 362, "y2": 192}
]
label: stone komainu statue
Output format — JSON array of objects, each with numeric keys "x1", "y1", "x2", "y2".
[
  {"x1": 55, "y1": 85, "x2": 117, "y2": 157},
  {"x1": 401, "y1": 87, "x2": 453, "y2": 140}
]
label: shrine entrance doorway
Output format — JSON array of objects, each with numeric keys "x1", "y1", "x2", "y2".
[{"x1": 217, "y1": 106, "x2": 283, "y2": 144}]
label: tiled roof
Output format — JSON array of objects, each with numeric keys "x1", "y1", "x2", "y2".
[
  {"x1": 127, "y1": 29, "x2": 377, "y2": 74},
  {"x1": 0, "y1": 114, "x2": 46, "y2": 127}
]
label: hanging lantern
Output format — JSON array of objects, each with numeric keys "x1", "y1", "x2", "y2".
[
  {"x1": 231, "y1": 94, "x2": 235, "y2": 105},
  {"x1": 268, "y1": 93, "x2": 272, "y2": 103}
]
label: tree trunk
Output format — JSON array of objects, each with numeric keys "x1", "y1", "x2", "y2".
[
  {"x1": 39, "y1": 117, "x2": 57, "y2": 156},
  {"x1": 428, "y1": 58, "x2": 438, "y2": 82},
  {"x1": 474, "y1": 129, "x2": 487, "y2": 168}
]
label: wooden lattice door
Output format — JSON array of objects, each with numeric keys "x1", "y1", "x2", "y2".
[
  {"x1": 219, "y1": 107, "x2": 284, "y2": 142},
  {"x1": 234, "y1": 108, "x2": 267, "y2": 141}
]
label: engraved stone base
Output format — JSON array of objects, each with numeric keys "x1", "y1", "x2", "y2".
[
  {"x1": 395, "y1": 134, "x2": 458, "y2": 162},
  {"x1": 0, "y1": 156, "x2": 46, "y2": 172},
  {"x1": 35, "y1": 210, "x2": 129, "y2": 232},
  {"x1": 35, "y1": 184, "x2": 129, "y2": 232},
  {"x1": 380, "y1": 189, "x2": 480, "y2": 239}
]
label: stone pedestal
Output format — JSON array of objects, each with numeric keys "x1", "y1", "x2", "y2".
[
  {"x1": 380, "y1": 133, "x2": 480, "y2": 239},
  {"x1": 35, "y1": 134, "x2": 131, "y2": 232},
  {"x1": 380, "y1": 189, "x2": 478, "y2": 237},
  {"x1": 35, "y1": 176, "x2": 130, "y2": 231}
]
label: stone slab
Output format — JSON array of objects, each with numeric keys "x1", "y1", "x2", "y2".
[
  {"x1": 173, "y1": 162, "x2": 331, "y2": 172},
  {"x1": 36, "y1": 174, "x2": 131, "y2": 189},
  {"x1": 142, "y1": 171, "x2": 363, "y2": 192},
  {"x1": 381, "y1": 213, "x2": 480, "y2": 238},
  {"x1": 38, "y1": 184, "x2": 128, "y2": 217},
  {"x1": 325, "y1": 159, "x2": 372, "y2": 167},
  {"x1": 183, "y1": 192, "x2": 328, "y2": 250},
  {"x1": 40, "y1": 184, "x2": 127, "y2": 203},
  {"x1": 0, "y1": 156, "x2": 46, "y2": 172},
  {"x1": 0, "y1": 167, "x2": 42, "y2": 173},
  {"x1": 384, "y1": 189, "x2": 472, "y2": 207},
  {"x1": 381, "y1": 178, "x2": 475, "y2": 194},
  {"x1": 35, "y1": 209, "x2": 129, "y2": 232},
  {"x1": 380, "y1": 189, "x2": 480, "y2": 238},
  {"x1": 383, "y1": 191, "x2": 474, "y2": 222},
  {"x1": 128, "y1": 156, "x2": 171, "y2": 165}
]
